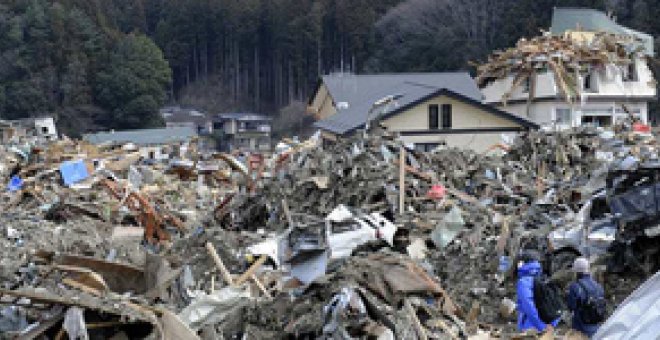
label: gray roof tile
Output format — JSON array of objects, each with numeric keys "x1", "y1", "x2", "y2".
[
  {"x1": 83, "y1": 126, "x2": 197, "y2": 146},
  {"x1": 550, "y1": 8, "x2": 654, "y2": 56},
  {"x1": 314, "y1": 72, "x2": 484, "y2": 134}
]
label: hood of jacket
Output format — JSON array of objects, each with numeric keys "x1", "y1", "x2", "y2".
[{"x1": 518, "y1": 260, "x2": 542, "y2": 277}]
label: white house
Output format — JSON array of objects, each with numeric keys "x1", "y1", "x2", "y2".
[{"x1": 481, "y1": 8, "x2": 657, "y2": 128}]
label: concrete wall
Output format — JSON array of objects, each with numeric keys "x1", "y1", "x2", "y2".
[
  {"x1": 495, "y1": 101, "x2": 649, "y2": 127},
  {"x1": 587, "y1": 59, "x2": 656, "y2": 98},
  {"x1": 482, "y1": 72, "x2": 558, "y2": 103}
]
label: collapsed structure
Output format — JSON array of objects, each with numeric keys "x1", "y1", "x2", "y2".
[
  {"x1": 0, "y1": 112, "x2": 658, "y2": 338},
  {"x1": 480, "y1": 8, "x2": 657, "y2": 128}
]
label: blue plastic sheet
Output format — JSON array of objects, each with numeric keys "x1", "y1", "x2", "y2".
[
  {"x1": 59, "y1": 160, "x2": 89, "y2": 186},
  {"x1": 7, "y1": 175, "x2": 23, "y2": 192}
]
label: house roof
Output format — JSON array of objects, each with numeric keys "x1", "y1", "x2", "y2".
[
  {"x1": 216, "y1": 113, "x2": 272, "y2": 121},
  {"x1": 83, "y1": 126, "x2": 197, "y2": 146},
  {"x1": 551, "y1": 7, "x2": 654, "y2": 56},
  {"x1": 162, "y1": 109, "x2": 209, "y2": 125},
  {"x1": 379, "y1": 88, "x2": 539, "y2": 130},
  {"x1": 313, "y1": 72, "x2": 537, "y2": 134}
]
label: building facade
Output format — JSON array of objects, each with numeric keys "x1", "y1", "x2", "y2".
[
  {"x1": 213, "y1": 113, "x2": 272, "y2": 152},
  {"x1": 309, "y1": 73, "x2": 538, "y2": 152},
  {"x1": 481, "y1": 8, "x2": 657, "y2": 128}
]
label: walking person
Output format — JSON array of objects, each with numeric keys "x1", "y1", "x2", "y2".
[
  {"x1": 567, "y1": 257, "x2": 606, "y2": 338},
  {"x1": 516, "y1": 250, "x2": 561, "y2": 333}
]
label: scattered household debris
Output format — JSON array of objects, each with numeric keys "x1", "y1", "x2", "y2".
[{"x1": 0, "y1": 121, "x2": 657, "y2": 338}]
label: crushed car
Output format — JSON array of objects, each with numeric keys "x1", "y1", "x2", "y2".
[
  {"x1": 547, "y1": 162, "x2": 660, "y2": 274},
  {"x1": 247, "y1": 204, "x2": 397, "y2": 268}
]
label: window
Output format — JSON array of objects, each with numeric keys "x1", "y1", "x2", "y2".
[
  {"x1": 582, "y1": 116, "x2": 612, "y2": 127},
  {"x1": 522, "y1": 76, "x2": 531, "y2": 93},
  {"x1": 415, "y1": 143, "x2": 440, "y2": 152},
  {"x1": 555, "y1": 108, "x2": 572, "y2": 125},
  {"x1": 428, "y1": 104, "x2": 439, "y2": 129},
  {"x1": 441, "y1": 104, "x2": 452, "y2": 128},
  {"x1": 583, "y1": 73, "x2": 596, "y2": 92},
  {"x1": 623, "y1": 61, "x2": 637, "y2": 82}
]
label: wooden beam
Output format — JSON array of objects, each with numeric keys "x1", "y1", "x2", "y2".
[
  {"x1": 251, "y1": 274, "x2": 272, "y2": 298},
  {"x1": 234, "y1": 255, "x2": 267, "y2": 286},
  {"x1": 205, "y1": 242, "x2": 234, "y2": 285},
  {"x1": 403, "y1": 299, "x2": 428, "y2": 340}
]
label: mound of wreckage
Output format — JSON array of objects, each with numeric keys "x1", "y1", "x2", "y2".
[
  {"x1": 474, "y1": 30, "x2": 654, "y2": 105},
  {"x1": 0, "y1": 120, "x2": 659, "y2": 339}
]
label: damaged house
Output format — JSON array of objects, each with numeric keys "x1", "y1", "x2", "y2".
[
  {"x1": 480, "y1": 7, "x2": 657, "y2": 128},
  {"x1": 309, "y1": 73, "x2": 539, "y2": 152},
  {"x1": 0, "y1": 116, "x2": 58, "y2": 144},
  {"x1": 83, "y1": 126, "x2": 198, "y2": 160},
  {"x1": 213, "y1": 113, "x2": 272, "y2": 152}
]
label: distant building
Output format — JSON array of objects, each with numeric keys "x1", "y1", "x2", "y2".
[
  {"x1": 309, "y1": 73, "x2": 538, "y2": 152},
  {"x1": 0, "y1": 116, "x2": 58, "y2": 144},
  {"x1": 161, "y1": 107, "x2": 213, "y2": 135},
  {"x1": 481, "y1": 8, "x2": 657, "y2": 128},
  {"x1": 213, "y1": 113, "x2": 272, "y2": 152},
  {"x1": 83, "y1": 126, "x2": 198, "y2": 160}
]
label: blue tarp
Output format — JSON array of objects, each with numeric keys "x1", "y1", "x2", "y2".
[
  {"x1": 7, "y1": 176, "x2": 23, "y2": 192},
  {"x1": 59, "y1": 160, "x2": 89, "y2": 186}
]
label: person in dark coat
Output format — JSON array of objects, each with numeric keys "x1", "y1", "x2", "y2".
[
  {"x1": 516, "y1": 251, "x2": 560, "y2": 332},
  {"x1": 567, "y1": 257, "x2": 604, "y2": 337}
]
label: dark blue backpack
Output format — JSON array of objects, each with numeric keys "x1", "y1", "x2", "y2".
[{"x1": 577, "y1": 280, "x2": 607, "y2": 324}]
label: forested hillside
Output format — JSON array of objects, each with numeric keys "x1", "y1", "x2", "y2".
[{"x1": 0, "y1": 0, "x2": 657, "y2": 135}]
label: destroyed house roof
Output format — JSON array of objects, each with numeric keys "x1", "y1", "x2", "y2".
[
  {"x1": 83, "y1": 126, "x2": 197, "y2": 146},
  {"x1": 314, "y1": 73, "x2": 538, "y2": 134},
  {"x1": 551, "y1": 7, "x2": 654, "y2": 56}
]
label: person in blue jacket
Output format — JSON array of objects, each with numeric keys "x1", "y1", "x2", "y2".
[
  {"x1": 516, "y1": 251, "x2": 560, "y2": 333},
  {"x1": 566, "y1": 257, "x2": 604, "y2": 337}
]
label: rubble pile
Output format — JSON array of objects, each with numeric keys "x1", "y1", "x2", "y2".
[
  {"x1": 0, "y1": 125, "x2": 658, "y2": 339},
  {"x1": 475, "y1": 31, "x2": 650, "y2": 103}
]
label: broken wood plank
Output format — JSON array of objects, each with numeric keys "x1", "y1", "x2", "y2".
[
  {"x1": 20, "y1": 310, "x2": 65, "y2": 340},
  {"x1": 56, "y1": 254, "x2": 145, "y2": 294},
  {"x1": 282, "y1": 199, "x2": 294, "y2": 228},
  {"x1": 63, "y1": 277, "x2": 103, "y2": 296},
  {"x1": 403, "y1": 299, "x2": 428, "y2": 340},
  {"x1": 428, "y1": 318, "x2": 460, "y2": 340},
  {"x1": 234, "y1": 255, "x2": 268, "y2": 286},
  {"x1": 54, "y1": 264, "x2": 109, "y2": 292},
  {"x1": 251, "y1": 274, "x2": 272, "y2": 298},
  {"x1": 205, "y1": 242, "x2": 234, "y2": 285}
]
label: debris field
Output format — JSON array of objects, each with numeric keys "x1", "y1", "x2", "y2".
[{"x1": 0, "y1": 121, "x2": 659, "y2": 339}]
